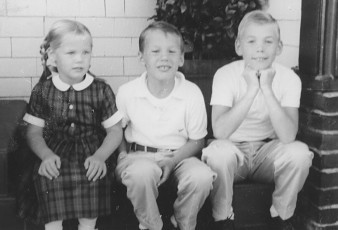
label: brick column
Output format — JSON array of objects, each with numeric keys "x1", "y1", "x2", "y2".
[{"x1": 297, "y1": 0, "x2": 338, "y2": 229}]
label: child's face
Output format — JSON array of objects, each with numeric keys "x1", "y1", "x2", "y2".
[
  {"x1": 49, "y1": 33, "x2": 92, "y2": 85},
  {"x1": 139, "y1": 30, "x2": 184, "y2": 82},
  {"x1": 235, "y1": 22, "x2": 282, "y2": 70}
]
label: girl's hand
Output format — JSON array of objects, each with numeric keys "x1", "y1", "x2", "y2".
[
  {"x1": 157, "y1": 158, "x2": 176, "y2": 186},
  {"x1": 84, "y1": 155, "x2": 107, "y2": 181},
  {"x1": 259, "y1": 68, "x2": 276, "y2": 91},
  {"x1": 38, "y1": 153, "x2": 61, "y2": 180},
  {"x1": 243, "y1": 65, "x2": 259, "y2": 95}
]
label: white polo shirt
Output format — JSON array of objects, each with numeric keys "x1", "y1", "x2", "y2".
[
  {"x1": 116, "y1": 71, "x2": 207, "y2": 149},
  {"x1": 211, "y1": 60, "x2": 302, "y2": 142}
]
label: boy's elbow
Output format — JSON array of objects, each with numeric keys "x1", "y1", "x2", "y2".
[
  {"x1": 279, "y1": 133, "x2": 297, "y2": 144},
  {"x1": 213, "y1": 129, "x2": 229, "y2": 140}
]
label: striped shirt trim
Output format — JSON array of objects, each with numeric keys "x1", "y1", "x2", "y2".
[
  {"x1": 101, "y1": 110, "x2": 123, "y2": 129},
  {"x1": 23, "y1": 113, "x2": 45, "y2": 127}
]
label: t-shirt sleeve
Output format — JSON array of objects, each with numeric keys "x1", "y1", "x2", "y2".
[
  {"x1": 23, "y1": 82, "x2": 46, "y2": 127},
  {"x1": 210, "y1": 67, "x2": 235, "y2": 107},
  {"x1": 280, "y1": 71, "x2": 302, "y2": 108},
  {"x1": 115, "y1": 85, "x2": 130, "y2": 128},
  {"x1": 101, "y1": 84, "x2": 123, "y2": 129},
  {"x1": 186, "y1": 86, "x2": 208, "y2": 140}
]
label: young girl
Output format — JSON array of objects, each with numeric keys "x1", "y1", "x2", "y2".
[{"x1": 22, "y1": 19, "x2": 123, "y2": 230}]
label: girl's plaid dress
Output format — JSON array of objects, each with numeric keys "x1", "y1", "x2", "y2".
[{"x1": 22, "y1": 73, "x2": 121, "y2": 224}]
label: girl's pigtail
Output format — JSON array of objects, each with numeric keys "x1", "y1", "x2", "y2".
[{"x1": 39, "y1": 41, "x2": 51, "y2": 82}]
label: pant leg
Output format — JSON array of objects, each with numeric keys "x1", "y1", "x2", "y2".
[
  {"x1": 78, "y1": 218, "x2": 97, "y2": 230},
  {"x1": 172, "y1": 157, "x2": 216, "y2": 230},
  {"x1": 201, "y1": 140, "x2": 248, "y2": 221},
  {"x1": 252, "y1": 140, "x2": 313, "y2": 220},
  {"x1": 115, "y1": 155, "x2": 163, "y2": 230}
]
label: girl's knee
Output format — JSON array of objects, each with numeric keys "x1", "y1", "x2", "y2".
[
  {"x1": 78, "y1": 218, "x2": 97, "y2": 230},
  {"x1": 45, "y1": 220, "x2": 63, "y2": 230}
]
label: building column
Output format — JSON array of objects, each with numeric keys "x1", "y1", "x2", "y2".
[{"x1": 297, "y1": 0, "x2": 338, "y2": 229}]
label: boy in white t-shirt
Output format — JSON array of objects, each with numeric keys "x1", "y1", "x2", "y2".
[
  {"x1": 202, "y1": 10, "x2": 313, "y2": 230},
  {"x1": 115, "y1": 21, "x2": 215, "y2": 230}
]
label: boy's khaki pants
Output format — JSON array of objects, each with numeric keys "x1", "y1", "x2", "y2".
[
  {"x1": 202, "y1": 139, "x2": 313, "y2": 221},
  {"x1": 116, "y1": 152, "x2": 216, "y2": 230}
]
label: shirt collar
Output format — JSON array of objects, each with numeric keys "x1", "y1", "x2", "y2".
[
  {"x1": 135, "y1": 71, "x2": 186, "y2": 99},
  {"x1": 52, "y1": 73, "x2": 94, "y2": 91}
]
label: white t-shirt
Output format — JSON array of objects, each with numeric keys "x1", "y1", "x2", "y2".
[
  {"x1": 116, "y1": 71, "x2": 207, "y2": 149},
  {"x1": 211, "y1": 60, "x2": 301, "y2": 142}
]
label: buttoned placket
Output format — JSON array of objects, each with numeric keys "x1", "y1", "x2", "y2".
[{"x1": 68, "y1": 87, "x2": 76, "y2": 134}]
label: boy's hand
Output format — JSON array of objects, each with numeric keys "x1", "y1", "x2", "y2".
[
  {"x1": 259, "y1": 68, "x2": 276, "y2": 90},
  {"x1": 117, "y1": 151, "x2": 128, "y2": 164},
  {"x1": 84, "y1": 155, "x2": 107, "y2": 181},
  {"x1": 39, "y1": 153, "x2": 61, "y2": 180},
  {"x1": 157, "y1": 158, "x2": 176, "y2": 186},
  {"x1": 243, "y1": 65, "x2": 260, "y2": 95}
]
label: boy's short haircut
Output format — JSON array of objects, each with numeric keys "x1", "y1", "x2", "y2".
[
  {"x1": 237, "y1": 10, "x2": 280, "y2": 41},
  {"x1": 139, "y1": 21, "x2": 185, "y2": 53}
]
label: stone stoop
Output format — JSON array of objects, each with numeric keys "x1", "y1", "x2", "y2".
[{"x1": 0, "y1": 100, "x2": 274, "y2": 230}]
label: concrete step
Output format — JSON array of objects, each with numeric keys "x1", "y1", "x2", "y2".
[{"x1": 4, "y1": 182, "x2": 274, "y2": 230}]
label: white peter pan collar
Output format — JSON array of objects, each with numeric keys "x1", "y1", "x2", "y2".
[{"x1": 52, "y1": 73, "x2": 94, "y2": 91}]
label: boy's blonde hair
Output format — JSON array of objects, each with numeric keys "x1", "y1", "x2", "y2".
[
  {"x1": 139, "y1": 21, "x2": 184, "y2": 53},
  {"x1": 237, "y1": 10, "x2": 280, "y2": 41}
]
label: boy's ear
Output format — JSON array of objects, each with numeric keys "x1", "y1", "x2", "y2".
[
  {"x1": 235, "y1": 39, "x2": 243, "y2": 56},
  {"x1": 138, "y1": 51, "x2": 145, "y2": 63},
  {"x1": 179, "y1": 53, "x2": 184, "y2": 67},
  {"x1": 276, "y1": 40, "x2": 283, "y2": 56}
]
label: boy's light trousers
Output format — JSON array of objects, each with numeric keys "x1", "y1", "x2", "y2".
[
  {"x1": 202, "y1": 139, "x2": 313, "y2": 221},
  {"x1": 116, "y1": 152, "x2": 216, "y2": 230}
]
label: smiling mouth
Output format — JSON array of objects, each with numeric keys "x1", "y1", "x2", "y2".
[
  {"x1": 253, "y1": 57, "x2": 267, "y2": 62},
  {"x1": 73, "y1": 67, "x2": 84, "y2": 71},
  {"x1": 158, "y1": 66, "x2": 171, "y2": 71}
]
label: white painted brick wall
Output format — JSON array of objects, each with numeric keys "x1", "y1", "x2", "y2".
[
  {"x1": 0, "y1": 78, "x2": 32, "y2": 97},
  {"x1": 0, "y1": 0, "x2": 301, "y2": 99},
  {"x1": 268, "y1": 0, "x2": 301, "y2": 68},
  {"x1": 114, "y1": 18, "x2": 151, "y2": 37},
  {"x1": 0, "y1": 38, "x2": 11, "y2": 57},
  {"x1": 7, "y1": 0, "x2": 46, "y2": 16},
  {"x1": 12, "y1": 38, "x2": 41, "y2": 57},
  {"x1": 0, "y1": 0, "x2": 5, "y2": 16},
  {"x1": 125, "y1": 0, "x2": 157, "y2": 17},
  {"x1": 0, "y1": 17, "x2": 44, "y2": 37},
  {"x1": 77, "y1": 18, "x2": 115, "y2": 37},
  {"x1": 91, "y1": 57, "x2": 124, "y2": 76},
  {"x1": 0, "y1": 58, "x2": 38, "y2": 77},
  {"x1": 105, "y1": 0, "x2": 125, "y2": 17},
  {"x1": 93, "y1": 38, "x2": 137, "y2": 57}
]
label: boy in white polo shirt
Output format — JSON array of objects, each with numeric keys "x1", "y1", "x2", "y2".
[
  {"x1": 115, "y1": 21, "x2": 215, "y2": 230},
  {"x1": 202, "y1": 10, "x2": 313, "y2": 230}
]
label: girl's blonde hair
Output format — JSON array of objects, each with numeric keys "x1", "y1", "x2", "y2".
[
  {"x1": 40, "y1": 19, "x2": 92, "y2": 81},
  {"x1": 237, "y1": 10, "x2": 280, "y2": 41}
]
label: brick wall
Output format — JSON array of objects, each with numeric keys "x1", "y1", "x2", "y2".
[
  {"x1": 299, "y1": 90, "x2": 338, "y2": 229},
  {"x1": 0, "y1": 0, "x2": 301, "y2": 100},
  {"x1": 296, "y1": 1, "x2": 338, "y2": 229}
]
